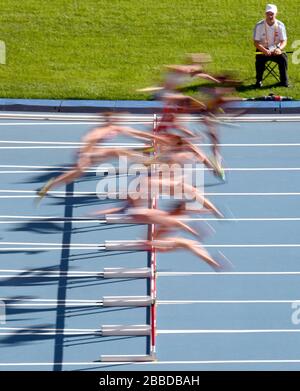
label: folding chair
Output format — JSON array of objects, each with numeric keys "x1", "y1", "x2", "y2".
[
  {"x1": 255, "y1": 51, "x2": 293, "y2": 85},
  {"x1": 263, "y1": 60, "x2": 280, "y2": 82}
]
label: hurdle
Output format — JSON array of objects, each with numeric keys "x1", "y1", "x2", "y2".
[
  {"x1": 149, "y1": 113, "x2": 158, "y2": 357},
  {"x1": 99, "y1": 116, "x2": 158, "y2": 363},
  {"x1": 100, "y1": 267, "x2": 151, "y2": 279}
]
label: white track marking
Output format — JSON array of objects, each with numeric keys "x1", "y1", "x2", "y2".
[
  {"x1": 1, "y1": 143, "x2": 300, "y2": 149},
  {"x1": 0, "y1": 122, "x2": 152, "y2": 126},
  {"x1": 0, "y1": 327, "x2": 299, "y2": 335},
  {"x1": 1, "y1": 113, "x2": 300, "y2": 122},
  {"x1": 0, "y1": 298, "x2": 298, "y2": 305},
  {"x1": 157, "y1": 271, "x2": 300, "y2": 276},
  {"x1": 1, "y1": 360, "x2": 300, "y2": 366},
  {"x1": 158, "y1": 300, "x2": 298, "y2": 304},
  {"x1": 157, "y1": 329, "x2": 300, "y2": 334},
  {"x1": 181, "y1": 218, "x2": 300, "y2": 222},
  {"x1": 1, "y1": 242, "x2": 300, "y2": 251},
  {"x1": 1, "y1": 270, "x2": 300, "y2": 278},
  {"x1": 1, "y1": 190, "x2": 300, "y2": 196},
  {"x1": 0, "y1": 217, "x2": 299, "y2": 222},
  {"x1": 2, "y1": 167, "x2": 300, "y2": 174}
]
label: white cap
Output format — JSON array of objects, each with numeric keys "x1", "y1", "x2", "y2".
[{"x1": 265, "y1": 4, "x2": 278, "y2": 14}]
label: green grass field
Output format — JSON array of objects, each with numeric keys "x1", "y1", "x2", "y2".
[{"x1": 0, "y1": 0, "x2": 299, "y2": 100}]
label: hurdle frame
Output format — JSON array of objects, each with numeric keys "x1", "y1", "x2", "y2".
[{"x1": 148, "y1": 114, "x2": 158, "y2": 357}]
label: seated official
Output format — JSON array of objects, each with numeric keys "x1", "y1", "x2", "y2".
[{"x1": 253, "y1": 4, "x2": 288, "y2": 87}]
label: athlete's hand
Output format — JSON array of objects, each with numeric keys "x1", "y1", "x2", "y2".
[
  {"x1": 274, "y1": 48, "x2": 282, "y2": 55},
  {"x1": 264, "y1": 49, "x2": 272, "y2": 56}
]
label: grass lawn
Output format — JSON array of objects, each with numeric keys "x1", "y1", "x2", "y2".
[{"x1": 0, "y1": 0, "x2": 299, "y2": 100}]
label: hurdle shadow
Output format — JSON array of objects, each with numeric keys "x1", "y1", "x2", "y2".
[
  {"x1": 1, "y1": 324, "x2": 138, "y2": 348},
  {"x1": 1, "y1": 323, "x2": 56, "y2": 346},
  {"x1": 68, "y1": 249, "x2": 142, "y2": 262},
  {"x1": 52, "y1": 182, "x2": 74, "y2": 371},
  {"x1": 10, "y1": 221, "x2": 64, "y2": 235},
  {"x1": 49, "y1": 195, "x2": 109, "y2": 208},
  {"x1": 236, "y1": 81, "x2": 285, "y2": 93},
  {"x1": 21, "y1": 169, "x2": 96, "y2": 186}
]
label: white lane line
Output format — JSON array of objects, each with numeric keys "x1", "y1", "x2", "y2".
[
  {"x1": 1, "y1": 270, "x2": 300, "y2": 278},
  {"x1": 182, "y1": 218, "x2": 300, "y2": 221},
  {"x1": 157, "y1": 271, "x2": 300, "y2": 276},
  {"x1": 102, "y1": 242, "x2": 300, "y2": 249},
  {"x1": 0, "y1": 122, "x2": 151, "y2": 126},
  {"x1": 205, "y1": 143, "x2": 300, "y2": 147},
  {"x1": 1, "y1": 243, "x2": 300, "y2": 251},
  {"x1": 0, "y1": 327, "x2": 97, "y2": 335},
  {"x1": 0, "y1": 165, "x2": 72, "y2": 168},
  {"x1": 2, "y1": 167, "x2": 300, "y2": 174},
  {"x1": 0, "y1": 146, "x2": 78, "y2": 149},
  {"x1": 0, "y1": 197, "x2": 53, "y2": 199},
  {"x1": 157, "y1": 329, "x2": 300, "y2": 334},
  {"x1": 1, "y1": 360, "x2": 300, "y2": 366},
  {"x1": 0, "y1": 298, "x2": 298, "y2": 306},
  {"x1": 0, "y1": 164, "x2": 216, "y2": 172},
  {"x1": 0, "y1": 275, "x2": 97, "y2": 278},
  {"x1": 1, "y1": 216, "x2": 300, "y2": 223},
  {"x1": 1, "y1": 190, "x2": 300, "y2": 198},
  {"x1": 0, "y1": 327, "x2": 97, "y2": 331},
  {"x1": 158, "y1": 300, "x2": 298, "y2": 304},
  {"x1": 0, "y1": 248, "x2": 99, "y2": 250},
  {"x1": 1, "y1": 194, "x2": 300, "y2": 200},
  {"x1": 0, "y1": 333, "x2": 93, "y2": 335},
  {"x1": 0, "y1": 328, "x2": 299, "y2": 336},
  {"x1": 203, "y1": 244, "x2": 300, "y2": 248},
  {"x1": 0, "y1": 269, "x2": 98, "y2": 274},
  {"x1": 0, "y1": 190, "x2": 69, "y2": 194},
  {"x1": 0, "y1": 269, "x2": 99, "y2": 278},
  {"x1": 1, "y1": 242, "x2": 300, "y2": 247},
  {"x1": 0, "y1": 300, "x2": 98, "y2": 307},
  {"x1": 2, "y1": 140, "x2": 300, "y2": 147},
  {"x1": 0, "y1": 303, "x2": 96, "y2": 307},
  {"x1": 0, "y1": 114, "x2": 153, "y2": 120},
  {"x1": 205, "y1": 192, "x2": 300, "y2": 196},
  {"x1": 0, "y1": 241, "x2": 100, "y2": 246},
  {"x1": 1, "y1": 143, "x2": 300, "y2": 150},
  {"x1": 1, "y1": 114, "x2": 300, "y2": 122},
  {"x1": 0, "y1": 140, "x2": 84, "y2": 145},
  {"x1": 0, "y1": 220, "x2": 106, "y2": 223},
  {"x1": 0, "y1": 298, "x2": 97, "y2": 302},
  {"x1": 1, "y1": 189, "x2": 300, "y2": 196},
  {"x1": 1, "y1": 164, "x2": 300, "y2": 171},
  {"x1": 0, "y1": 215, "x2": 90, "y2": 219}
]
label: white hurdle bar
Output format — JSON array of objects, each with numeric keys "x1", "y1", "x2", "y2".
[
  {"x1": 100, "y1": 267, "x2": 151, "y2": 279},
  {"x1": 101, "y1": 324, "x2": 151, "y2": 336},
  {"x1": 100, "y1": 353, "x2": 156, "y2": 362},
  {"x1": 102, "y1": 296, "x2": 153, "y2": 307}
]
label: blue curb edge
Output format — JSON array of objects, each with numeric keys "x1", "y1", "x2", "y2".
[{"x1": 0, "y1": 98, "x2": 299, "y2": 114}]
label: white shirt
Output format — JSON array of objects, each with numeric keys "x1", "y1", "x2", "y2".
[{"x1": 253, "y1": 19, "x2": 287, "y2": 50}]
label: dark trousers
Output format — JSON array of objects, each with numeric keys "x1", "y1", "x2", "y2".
[{"x1": 255, "y1": 53, "x2": 288, "y2": 84}]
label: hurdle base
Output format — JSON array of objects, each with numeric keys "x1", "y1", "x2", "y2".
[
  {"x1": 101, "y1": 324, "x2": 151, "y2": 336},
  {"x1": 102, "y1": 267, "x2": 151, "y2": 279},
  {"x1": 105, "y1": 240, "x2": 149, "y2": 251},
  {"x1": 102, "y1": 296, "x2": 153, "y2": 307},
  {"x1": 105, "y1": 215, "x2": 136, "y2": 224},
  {"x1": 100, "y1": 353, "x2": 156, "y2": 362}
]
